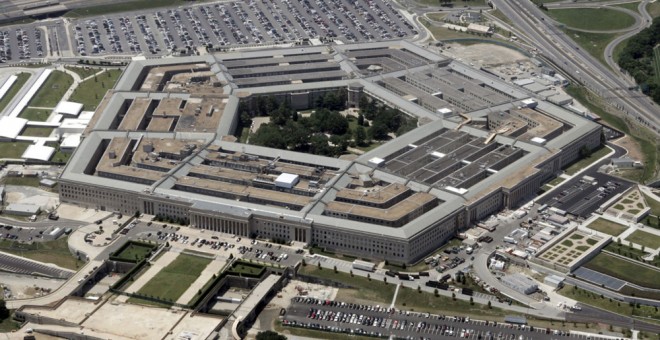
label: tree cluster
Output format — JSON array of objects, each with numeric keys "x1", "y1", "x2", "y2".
[
  {"x1": 245, "y1": 91, "x2": 417, "y2": 157},
  {"x1": 617, "y1": 18, "x2": 660, "y2": 105}
]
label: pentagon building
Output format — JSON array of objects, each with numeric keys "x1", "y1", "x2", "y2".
[{"x1": 59, "y1": 41, "x2": 601, "y2": 264}]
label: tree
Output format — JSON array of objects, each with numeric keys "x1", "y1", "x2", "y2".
[
  {"x1": 452, "y1": 292, "x2": 456, "y2": 301},
  {"x1": 367, "y1": 273, "x2": 371, "y2": 281},
  {"x1": 434, "y1": 288, "x2": 439, "y2": 297},
  {"x1": 354, "y1": 126, "x2": 368, "y2": 146},
  {"x1": 470, "y1": 297, "x2": 474, "y2": 305},
  {"x1": 487, "y1": 300, "x2": 492, "y2": 309},
  {"x1": 369, "y1": 121, "x2": 389, "y2": 140},
  {"x1": 383, "y1": 277, "x2": 388, "y2": 284},
  {"x1": 0, "y1": 300, "x2": 8, "y2": 320},
  {"x1": 357, "y1": 114, "x2": 364, "y2": 126},
  {"x1": 256, "y1": 330, "x2": 287, "y2": 340},
  {"x1": 333, "y1": 265, "x2": 338, "y2": 273},
  {"x1": 302, "y1": 259, "x2": 307, "y2": 266}
]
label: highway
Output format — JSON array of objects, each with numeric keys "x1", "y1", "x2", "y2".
[{"x1": 491, "y1": 0, "x2": 660, "y2": 136}]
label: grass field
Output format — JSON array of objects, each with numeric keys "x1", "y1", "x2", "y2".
[
  {"x1": 0, "y1": 142, "x2": 31, "y2": 159},
  {"x1": 21, "y1": 127, "x2": 53, "y2": 137},
  {"x1": 613, "y1": 1, "x2": 641, "y2": 12},
  {"x1": 18, "y1": 108, "x2": 51, "y2": 121},
  {"x1": 564, "y1": 29, "x2": 619, "y2": 69},
  {"x1": 654, "y1": 46, "x2": 660, "y2": 83},
  {"x1": 559, "y1": 284, "x2": 660, "y2": 322},
  {"x1": 648, "y1": 1, "x2": 660, "y2": 18},
  {"x1": 548, "y1": 8, "x2": 636, "y2": 31},
  {"x1": 0, "y1": 73, "x2": 30, "y2": 113},
  {"x1": 0, "y1": 315, "x2": 20, "y2": 332},
  {"x1": 563, "y1": 145, "x2": 611, "y2": 175},
  {"x1": 0, "y1": 237, "x2": 84, "y2": 270},
  {"x1": 585, "y1": 218, "x2": 628, "y2": 236},
  {"x1": 626, "y1": 230, "x2": 660, "y2": 250},
  {"x1": 113, "y1": 242, "x2": 154, "y2": 262},
  {"x1": 64, "y1": 0, "x2": 203, "y2": 18},
  {"x1": 299, "y1": 265, "x2": 507, "y2": 320},
  {"x1": 68, "y1": 69, "x2": 122, "y2": 111},
  {"x1": 547, "y1": 176, "x2": 565, "y2": 186},
  {"x1": 564, "y1": 85, "x2": 658, "y2": 183},
  {"x1": 0, "y1": 176, "x2": 41, "y2": 187},
  {"x1": 584, "y1": 253, "x2": 660, "y2": 289},
  {"x1": 28, "y1": 70, "x2": 73, "y2": 108},
  {"x1": 137, "y1": 254, "x2": 211, "y2": 302},
  {"x1": 64, "y1": 66, "x2": 102, "y2": 79}
]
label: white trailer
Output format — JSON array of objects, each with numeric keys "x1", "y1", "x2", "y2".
[{"x1": 352, "y1": 260, "x2": 375, "y2": 272}]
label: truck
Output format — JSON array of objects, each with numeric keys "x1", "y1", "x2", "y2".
[{"x1": 352, "y1": 259, "x2": 376, "y2": 272}]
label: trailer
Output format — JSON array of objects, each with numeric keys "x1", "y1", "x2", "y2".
[{"x1": 352, "y1": 260, "x2": 375, "y2": 272}]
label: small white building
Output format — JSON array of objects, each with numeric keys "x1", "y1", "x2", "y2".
[
  {"x1": 5, "y1": 203, "x2": 40, "y2": 216},
  {"x1": 275, "y1": 173, "x2": 299, "y2": 189},
  {"x1": 0, "y1": 116, "x2": 28, "y2": 140},
  {"x1": 21, "y1": 145, "x2": 55, "y2": 162},
  {"x1": 54, "y1": 101, "x2": 83, "y2": 117},
  {"x1": 467, "y1": 23, "x2": 494, "y2": 35}
]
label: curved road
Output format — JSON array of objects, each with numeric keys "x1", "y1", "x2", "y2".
[{"x1": 603, "y1": 1, "x2": 654, "y2": 79}]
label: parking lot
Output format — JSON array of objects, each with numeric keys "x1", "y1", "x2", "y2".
[
  {"x1": 283, "y1": 297, "x2": 618, "y2": 340},
  {"x1": 539, "y1": 173, "x2": 632, "y2": 218},
  {"x1": 132, "y1": 221, "x2": 303, "y2": 266},
  {"x1": 0, "y1": 0, "x2": 416, "y2": 62}
]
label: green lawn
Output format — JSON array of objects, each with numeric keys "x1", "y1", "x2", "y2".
[
  {"x1": 18, "y1": 108, "x2": 51, "y2": 121},
  {"x1": 0, "y1": 237, "x2": 85, "y2": 270},
  {"x1": 113, "y1": 242, "x2": 155, "y2": 262},
  {"x1": 0, "y1": 142, "x2": 31, "y2": 159},
  {"x1": 613, "y1": 1, "x2": 641, "y2": 12},
  {"x1": 68, "y1": 69, "x2": 122, "y2": 111},
  {"x1": 585, "y1": 218, "x2": 628, "y2": 236},
  {"x1": 21, "y1": 126, "x2": 53, "y2": 137},
  {"x1": 300, "y1": 265, "x2": 396, "y2": 304},
  {"x1": 626, "y1": 230, "x2": 660, "y2": 250},
  {"x1": 0, "y1": 73, "x2": 30, "y2": 113},
  {"x1": 28, "y1": 70, "x2": 73, "y2": 108},
  {"x1": 64, "y1": 66, "x2": 102, "y2": 79},
  {"x1": 584, "y1": 253, "x2": 660, "y2": 289},
  {"x1": 559, "y1": 284, "x2": 660, "y2": 322},
  {"x1": 564, "y1": 29, "x2": 619, "y2": 69},
  {"x1": 643, "y1": 193, "x2": 660, "y2": 214},
  {"x1": 0, "y1": 314, "x2": 20, "y2": 332},
  {"x1": 427, "y1": 13, "x2": 447, "y2": 22},
  {"x1": 45, "y1": 142, "x2": 72, "y2": 164},
  {"x1": 299, "y1": 265, "x2": 507, "y2": 319},
  {"x1": 547, "y1": 176, "x2": 565, "y2": 186},
  {"x1": 136, "y1": 253, "x2": 211, "y2": 302},
  {"x1": 563, "y1": 145, "x2": 611, "y2": 175},
  {"x1": 0, "y1": 176, "x2": 41, "y2": 187},
  {"x1": 548, "y1": 8, "x2": 636, "y2": 31},
  {"x1": 394, "y1": 286, "x2": 506, "y2": 319},
  {"x1": 648, "y1": 1, "x2": 660, "y2": 18},
  {"x1": 65, "y1": 0, "x2": 204, "y2": 18},
  {"x1": 564, "y1": 85, "x2": 658, "y2": 183}
]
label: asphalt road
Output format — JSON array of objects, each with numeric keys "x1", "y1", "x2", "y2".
[{"x1": 567, "y1": 304, "x2": 660, "y2": 334}]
